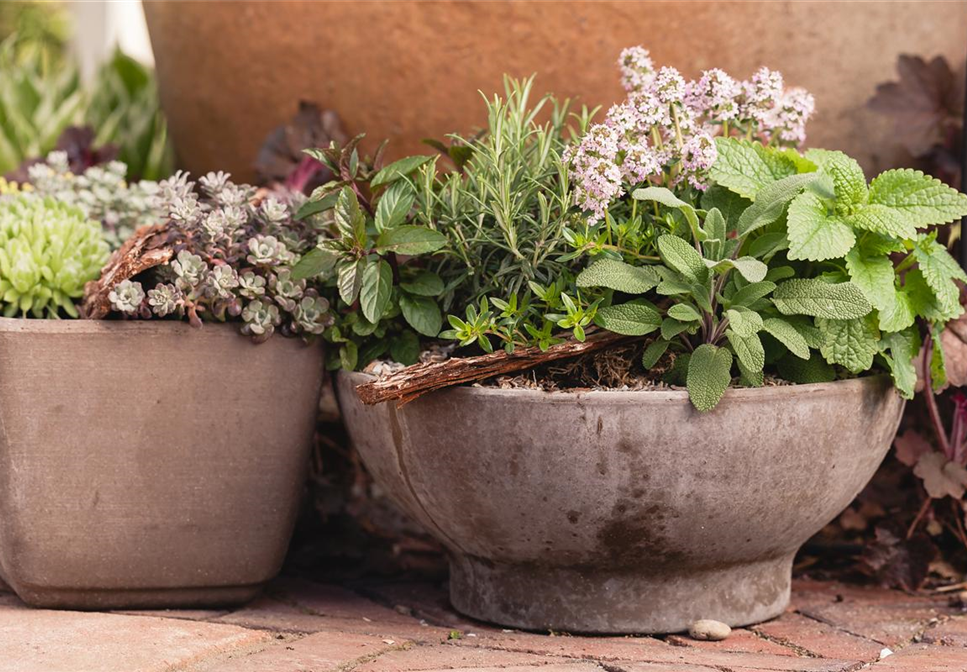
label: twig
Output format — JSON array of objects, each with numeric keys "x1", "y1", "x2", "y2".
[{"x1": 355, "y1": 329, "x2": 637, "y2": 406}]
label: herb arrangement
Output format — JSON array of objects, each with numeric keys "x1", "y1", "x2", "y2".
[{"x1": 290, "y1": 46, "x2": 967, "y2": 414}]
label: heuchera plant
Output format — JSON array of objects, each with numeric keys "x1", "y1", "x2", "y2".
[
  {"x1": 104, "y1": 171, "x2": 332, "y2": 342},
  {"x1": 0, "y1": 194, "x2": 108, "y2": 317}
]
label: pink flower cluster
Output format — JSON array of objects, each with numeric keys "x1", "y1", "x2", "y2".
[{"x1": 568, "y1": 47, "x2": 816, "y2": 222}]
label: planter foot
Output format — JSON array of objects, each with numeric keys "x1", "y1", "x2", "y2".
[
  {"x1": 6, "y1": 582, "x2": 264, "y2": 610},
  {"x1": 449, "y1": 554, "x2": 793, "y2": 634}
]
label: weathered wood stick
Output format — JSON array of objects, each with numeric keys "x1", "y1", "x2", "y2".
[{"x1": 355, "y1": 329, "x2": 635, "y2": 406}]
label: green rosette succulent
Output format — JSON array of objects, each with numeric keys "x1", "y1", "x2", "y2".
[{"x1": 0, "y1": 195, "x2": 109, "y2": 317}]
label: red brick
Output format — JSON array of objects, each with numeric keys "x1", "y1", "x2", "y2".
[
  {"x1": 797, "y1": 601, "x2": 949, "y2": 648},
  {"x1": 921, "y1": 615, "x2": 967, "y2": 647},
  {"x1": 216, "y1": 595, "x2": 449, "y2": 643},
  {"x1": 0, "y1": 603, "x2": 270, "y2": 672},
  {"x1": 354, "y1": 643, "x2": 577, "y2": 671},
  {"x1": 868, "y1": 644, "x2": 967, "y2": 671},
  {"x1": 203, "y1": 630, "x2": 400, "y2": 671},
  {"x1": 666, "y1": 629, "x2": 796, "y2": 656},
  {"x1": 753, "y1": 613, "x2": 884, "y2": 661}
]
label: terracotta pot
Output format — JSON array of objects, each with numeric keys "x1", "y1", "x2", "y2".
[
  {"x1": 142, "y1": 1, "x2": 967, "y2": 182},
  {"x1": 336, "y1": 372, "x2": 903, "y2": 634},
  {"x1": 0, "y1": 318, "x2": 323, "y2": 610}
]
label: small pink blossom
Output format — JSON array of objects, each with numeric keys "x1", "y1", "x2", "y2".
[
  {"x1": 618, "y1": 46, "x2": 655, "y2": 93},
  {"x1": 652, "y1": 66, "x2": 687, "y2": 106},
  {"x1": 768, "y1": 87, "x2": 815, "y2": 146},
  {"x1": 686, "y1": 68, "x2": 741, "y2": 123},
  {"x1": 678, "y1": 132, "x2": 717, "y2": 190},
  {"x1": 741, "y1": 66, "x2": 784, "y2": 123}
]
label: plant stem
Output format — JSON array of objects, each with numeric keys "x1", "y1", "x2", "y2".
[{"x1": 923, "y1": 332, "x2": 954, "y2": 460}]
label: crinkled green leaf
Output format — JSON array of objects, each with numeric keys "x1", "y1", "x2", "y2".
[
  {"x1": 576, "y1": 259, "x2": 659, "y2": 294},
  {"x1": 729, "y1": 280, "x2": 777, "y2": 308},
  {"x1": 772, "y1": 278, "x2": 872, "y2": 319},
  {"x1": 748, "y1": 231, "x2": 789, "y2": 260},
  {"x1": 390, "y1": 330, "x2": 421, "y2": 366},
  {"x1": 641, "y1": 339, "x2": 670, "y2": 369},
  {"x1": 869, "y1": 168, "x2": 967, "y2": 227},
  {"x1": 881, "y1": 327, "x2": 921, "y2": 399},
  {"x1": 805, "y1": 148, "x2": 868, "y2": 205},
  {"x1": 633, "y1": 186, "x2": 699, "y2": 231},
  {"x1": 334, "y1": 187, "x2": 368, "y2": 246},
  {"x1": 661, "y1": 317, "x2": 692, "y2": 340},
  {"x1": 787, "y1": 191, "x2": 856, "y2": 261},
  {"x1": 337, "y1": 258, "x2": 364, "y2": 305},
  {"x1": 400, "y1": 271, "x2": 444, "y2": 297},
  {"x1": 817, "y1": 316, "x2": 880, "y2": 373},
  {"x1": 905, "y1": 268, "x2": 956, "y2": 322},
  {"x1": 844, "y1": 246, "x2": 896, "y2": 311},
  {"x1": 737, "y1": 172, "x2": 818, "y2": 236},
  {"x1": 726, "y1": 307, "x2": 763, "y2": 337},
  {"x1": 700, "y1": 185, "x2": 751, "y2": 231},
  {"x1": 658, "y1": 234, "x2": 707, "y2": 284},
  {"x1": 726, "y1": 329, "x2": 765, "y2": 373},
  {"x1": 931, "y1": 328, "x2": 948, "y2": 392},
  {"x1": 291, "y1": 247, "x2": 339, "y2": 281},
  {"x1": 375, "y1": 181, "x2": 415, "y2": 232},
  {"x1": 913, "y1": 235, "x2": 967, "y2": 320},
  {"x1": 686, "y1": 344, "x2": 733, "y2": 412},
  {"x1": 594, "y1": 300, "x2": 661, "y2": 336},
  {"x1": 668, "y1": 303, "x2": 702, "y2": 322},
  {"x1": 844, "y1": 204, "x2": 916, "y2": 240},
  {"x1": 710, "y1": 138, "x2": 798, "y2": 200},
  {"x1": 701, "y1": 207, "x2": 727, "y2": 261},
  {"x1": 761, "y1": 317, "x2": 810, "y2": 359},
  {"x1": 878, "y1": 286, "x2": 916, "y2": 333}
]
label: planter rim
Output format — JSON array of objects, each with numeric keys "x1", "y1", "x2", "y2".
[
  {"x1": 0, "y1": 316, "x2": 316, "y2": 347},
  {"x1": 343, "y1": 369, "x2": 894, "y2": 404}
]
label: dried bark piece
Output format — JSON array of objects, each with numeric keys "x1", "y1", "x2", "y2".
[
  {"x1": 354, "y1": 329, "x2": 635, "y2": 406},
  {"x1": 81, "y1": 224, "x2": 175, "y2": 319}
]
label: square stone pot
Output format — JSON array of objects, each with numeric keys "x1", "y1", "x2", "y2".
[{"x1": 0, "y1": 318, "x2": 324, "y2": 610}]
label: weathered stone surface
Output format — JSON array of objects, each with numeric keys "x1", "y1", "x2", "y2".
[{"x1": 0, "y1": 606, "x2": 269, "y2": 672}]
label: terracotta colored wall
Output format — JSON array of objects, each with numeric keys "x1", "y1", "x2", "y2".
[{"x1": 143, "y1": 1, "x2": 967, "y2": 182}]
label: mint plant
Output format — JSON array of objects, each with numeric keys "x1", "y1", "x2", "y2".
[{"x1": 290, "y1": 137, "x2": 448, "y2": 369}]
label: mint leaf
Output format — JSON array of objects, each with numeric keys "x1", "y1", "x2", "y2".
[
  {"x1": 686, "y1": 344, "x2": 733, "y2": 412},
  {"x1": 390, "y1": 330, "x2": 421, "y2": 366},
  {"x1": 375, "y1": 182, "x2": 415, "y2": 232},
  {"x1": 844, "y1": 246, "x2": 896, "y2": 311},
  {"x1": 844, "y1": 204, "x2": 916, "y2": 240},
  {"x1": 726, "y1": 329, "x2": 765, "y2": 373},
  {"x1": 375, "y1": 225, "x2": 448, "y2": 255},
  {"x1": 360, "y1": 259, "x2": 393, "y2": 323},
  {"x1": 805, "y1": 148, "x2": 868, "y2": 205},
  {"x1": 777, "y1": 351, "x2": 836, "y2": 384},
  {"x1": 881, "y1": 328, "x2": 921, "y2": 399},
  {"x1": 904, "y1": 268, "x2": 956, "y2": 322},
  {"x1": 869, "y1": 168, "x2": 967, "y2": 227},
  {"x1": 737, "y1": 172, "x2": 818, "y2": 236},
  {"x1": 400, "y1": 271, "x2": 444, "y2": 297},
  {"x1": 371, "y1": 155, "x2": 436, "y2": 187},
  {"x1": 761, "y1": 317, "x2": 810, "y2": 359},
  {"x1": 913, "y1": 235, "x2": 967, "y2": 319},
  {"x1": 576, "y1": 259, "x2": 659, "y2": 293},
  {"x1": 291, "y1": 247, "x2": 339, "y2": 281},
  {"x1": 337, "y1": 259, "x2": 364, "y2": 305},
  {"x1": 658, "y1": 234, "x2": 707, "y2": 284},
  {"x1": 772, "y1": 279, "x2": 872, "y2": 319},
  {"x1": 931, "y1": 329, "x2": 947, "y2": 392},
  {"x1": 878, "y1": 287, "x2": 916, "y2": 332},
  {"x1": 641, "y1": 339, "x2": 670, "y2": 369},
  {"x1": 787, "y1": 191, "x2": 856, "y2": 261},
  {"x1": 399, "y1": 293, "x2": 442, "y2": 336},
  {"x1": 335, "y1": 187, "x2": 368, "y2": 246},
  {"x1": 817, "y1": 316, "x2": 880, "y2": 373},
  {"x1": 710, "y1": 138, "x2": 798, "y2": 200},
  {"x1": 594, "y1": 301, "x2": 662, "y2": 336}
]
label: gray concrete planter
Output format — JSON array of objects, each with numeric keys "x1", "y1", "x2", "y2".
[
  {"x1": 337, "y1": 371, "x2": 904, "y2": 634},
  {"x1": 0, "y1": 318, "x2": 324, "y2": 610}
]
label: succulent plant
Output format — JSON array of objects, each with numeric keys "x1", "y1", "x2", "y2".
[
  {"x1": 15, "y1": 151, "x2": 163, "y2": 249},
  {"x1": 0, "y1": 194, "x2": 109, "y2": 317},
  {"x1": 104, "y1": 171, "x2": 332, "y2": 342}
]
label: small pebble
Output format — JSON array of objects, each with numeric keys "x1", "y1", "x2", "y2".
[{"x1": 688, "y1": 619, "x2": 731, "y2": 641}]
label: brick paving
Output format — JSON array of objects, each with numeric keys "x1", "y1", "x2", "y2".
[{"x1": 2, "y1": 578, "x2": 966, "y2": 671}]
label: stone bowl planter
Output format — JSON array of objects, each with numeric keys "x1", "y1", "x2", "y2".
[
  {"x1": 336, "y1": 372, "x2": 904, "y2": 634},
  {"x1": 0, "y1": 318, "x2": 324, "y2": 610}
]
